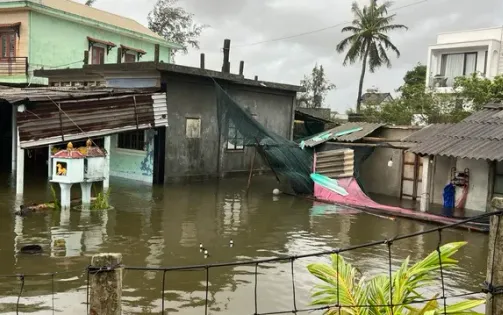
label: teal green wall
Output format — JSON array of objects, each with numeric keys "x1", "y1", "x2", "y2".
[
  {"x1": 109, "y1": 131, "x2": 155, "y2": 184},
  {"x1": 29, "y1": 11, "x2": 171, "y2": 71}
]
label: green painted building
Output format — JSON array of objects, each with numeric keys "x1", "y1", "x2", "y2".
[{"x1": 0, "y1": 0, "x2": 179, "y2": 86}]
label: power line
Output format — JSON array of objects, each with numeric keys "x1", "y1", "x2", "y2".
[{"x1": 232, "y1": 0, "x2": 428, "y2": 48}]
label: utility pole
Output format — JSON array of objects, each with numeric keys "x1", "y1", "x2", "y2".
[{"x1": 486, "y1": 197, "x2": 503, "y2": 315}]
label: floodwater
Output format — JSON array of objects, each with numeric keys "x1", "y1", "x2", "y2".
[{"x1": 0, "y1": 172, "x2": 489, "y2": 314}]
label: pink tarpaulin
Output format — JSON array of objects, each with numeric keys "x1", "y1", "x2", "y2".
[{"x1": 313, "y1": 177, "x2": 405, "y2": 211}]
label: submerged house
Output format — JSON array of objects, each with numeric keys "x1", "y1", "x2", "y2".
[
  {"x1": 34, "y1": 58, "x2": 302, "y2": 184},
  {"x1": 0, "y1": 87, "x2": 168, "y2": 195},
  {"x1": 0, "y1": 0, "x2": 178, "y2": 86},
  {"x1": 301, "y1": 122, "x2": 421, "y2": 204},
  {"x1": 405, "y1": 102, "x2": 503, "y2": 213}
]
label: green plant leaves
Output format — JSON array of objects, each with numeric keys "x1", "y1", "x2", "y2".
[{"x1": 307, "y1": 242, "x2": 484, "y2": 315}]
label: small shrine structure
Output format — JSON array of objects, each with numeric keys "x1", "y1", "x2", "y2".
[{"x1": 50, "y1": 139, "x2": 107, "y2": 209}]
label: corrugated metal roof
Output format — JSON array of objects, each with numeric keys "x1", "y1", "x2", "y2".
[
  {"x1": 302, "y1": 122, "x2": 383, "y2": 147},
  {"x1": 403, "y1": 124, "x2": 453, "y2": 143},
  {"x1": 408, "y1": 104, "x2": 503, "y2": 160},
  {"x1": 16, "y1": 92, "x2": 168, "y2": 148},
  {"x1": 0, "y1": 87, "x2": 157, "y2": 104}
]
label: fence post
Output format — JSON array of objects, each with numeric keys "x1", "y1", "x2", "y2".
[
  {"x1": 89, "y1": 253, "x2": 123, "y2": 315},
  {"x1": 486, "y1": 197, "x2": 503, "y2": 315}
]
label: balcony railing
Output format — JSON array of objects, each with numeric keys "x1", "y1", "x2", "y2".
[{"x1": 0, "y1": 57, "x2": 28, "y2": 76}]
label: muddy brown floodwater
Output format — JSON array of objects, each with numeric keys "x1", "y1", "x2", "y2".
[{"x1": 0, "y1": 172, "x2": 489, "y2": 314}]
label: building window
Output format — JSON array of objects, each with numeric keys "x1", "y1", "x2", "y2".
[
  {"x1": 117, "y1": 130, "x2": 146, "y2": 151},
  {"x1": 124, "y1": 53, "x2": 136, "y2": 63},
  {"x1": 91, "y1": 46, "x2": 105, "y2": 65},
  {"x1": 226, "y1": 120, "x2": 244, "y2": 150},
  {"x1": 440, "y1": 52, "x2": 477, "y2": 86},
  {"x1": 0, "y1": 32, "x2": 15, "y2": 58},
  {"x1": 185, "y1": 118, "x2": 201, "y2": 138}
]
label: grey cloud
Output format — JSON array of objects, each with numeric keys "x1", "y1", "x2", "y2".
[{"x1": 79, "y1": 0, "x2": 503, "y2": 113}]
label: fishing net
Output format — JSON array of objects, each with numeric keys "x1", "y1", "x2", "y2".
[{"x1": 214, "y1": 82, "x2": 314, "y2": 195}]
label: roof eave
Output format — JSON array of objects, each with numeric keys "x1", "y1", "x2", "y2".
[{"x1": 19, "y1": 1, "x2": 179, "y2": 49}]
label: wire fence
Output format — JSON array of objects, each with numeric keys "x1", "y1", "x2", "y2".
[{"x1": 1, "y1": 210, "x2": 501, "y2": 315}]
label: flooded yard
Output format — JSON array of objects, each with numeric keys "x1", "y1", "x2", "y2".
[{"x1": 0, "y1": 173, "x2": 488, "y2": 314}]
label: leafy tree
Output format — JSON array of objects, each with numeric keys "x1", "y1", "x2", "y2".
[
  {"x1": 361, "y1": 63, "x2": 471, "y2": 125},
  {"x1": 148, "y1": 0, "x2": 208, "y2": 55},
  {"x1": 307, "y1": 242, "x2": 484, "y2": 315},
  {"x1": 454, "y1": 74, "x2": 503, "y2": 110},
  {"x1": 298, "y1": 64, "x2": 336, "y2": 108},
  {"x1": 336, "y1": 0, "x2": 407, "y2": 113}
]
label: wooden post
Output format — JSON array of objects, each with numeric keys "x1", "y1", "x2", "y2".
[
  {"x1": 84, "y1": 50, "x2": 89, "y2": 65},
  {"x1": 239, "y1": 61, "x2": 244, "y2": 76},
  {"x1": 246, "y1": 149, "x2": 257, "y2": 193},
  {"x1": 486, "y1": 197, "x2": 503, "y2": 315},
  {"x1": 154, "y1": 44, "x2": 160, "y2": 63},
  {"x1": 116, "y1": 48, "x2": 122, "y2": 64},
  {"x1": 200, "y1": 53, "x2": 205, "y2": 69},
  {"x1": 89, "y1": 253, "x2": 123, "y2": 315}
]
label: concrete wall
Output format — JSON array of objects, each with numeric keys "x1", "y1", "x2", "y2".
[
  {"x1": 296, "y1": 107, "x2": 331, "y2": 120},
  {"x1": 360, "y1": 147, "x2": 403, "y2": 198},
  {"x1": 436, "y1": 27, "x2": 503, "y2": 44},
  {"x1": 358, "y1": 127, "x2": 419, "y2": 198},
  {"x1": 431, "y1": 156, "x2": 456, "y2": 205},
  {"x1": 29, "y1": 11, "x2": 171, "y2": 84},
  {"x1": 109, "y1": 130, "x2": 155, "y2": 183},
  {"x1": 430, "y1": 156, "x2": 492, "y2": 212},
  {"x1": 163, "y1": 73, "x2": 296, "y2": 183}
]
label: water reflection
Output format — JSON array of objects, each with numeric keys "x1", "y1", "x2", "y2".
[{"x1": 0, "y1": 175, "x2": 490, "y2": 314}]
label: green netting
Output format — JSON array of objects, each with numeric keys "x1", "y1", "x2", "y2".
[{"x1": 215, "y1": 82, "x2": 314, "y2": 195}]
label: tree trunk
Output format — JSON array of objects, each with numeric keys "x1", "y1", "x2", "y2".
[{"x1": 356, "y1": 41, "x2": 371, "y2": 113}]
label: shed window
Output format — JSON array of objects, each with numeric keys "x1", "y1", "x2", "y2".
[
  {"x1": 117, "y1": 130, "x2": 146, "y2": 151},
  {"x1": 226, "y1": 120, "x2": 244, "y2": 150},
  {"x1": 186, "y1": 118, "x2": 201, "y2": 138}
]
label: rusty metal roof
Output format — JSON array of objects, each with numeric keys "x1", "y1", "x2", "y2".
[
  {"x1": 408, "y1": 102, "x2": 503, "y2": 160},
  {"x1": 301, "y1": 122, "x2": 383, "y2": 147},
  {"x1": 0, "y1": 87, "x2": 157, "y2": 104},
  {"x1": 14, "y1": 91, "x2": 167, "y2": 148}
]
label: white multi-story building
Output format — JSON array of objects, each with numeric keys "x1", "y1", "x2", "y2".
[{"x1": 426, "y1": 26, "x2": 503, "y2": 93}]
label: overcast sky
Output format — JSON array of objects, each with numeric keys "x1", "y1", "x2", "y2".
[{"x1": 77, "y1": 0, "x2": 503, "y2": 113}]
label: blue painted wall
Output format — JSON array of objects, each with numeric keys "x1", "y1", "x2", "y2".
[{"x1": 109, "y1": 130, "x2": 155, "y2": 184}]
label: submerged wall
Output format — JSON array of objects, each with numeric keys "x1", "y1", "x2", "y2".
[
  {"x1": 109, "y1": 130, "x2": 155, "y2": 183},
  {"x1": 163, "y1": 72, "x2": 296, "y2": 183}
]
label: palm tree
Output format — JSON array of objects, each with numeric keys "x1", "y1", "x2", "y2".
[{"x1": 336, "y1": 0, "x2": 407, "y2": 113}]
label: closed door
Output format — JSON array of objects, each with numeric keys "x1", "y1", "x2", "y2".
[
  {"x1": 0, "y1": 33, "x2": 16, "y2": 74},
  {"x1": 91, "y1": 46, "x2": 105, "y2": 65}
]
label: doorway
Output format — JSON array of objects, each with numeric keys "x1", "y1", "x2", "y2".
[
  {"x1": 400, "y1": 151, "x2": 423, "y2": 201},
  {"x1": 0, "y1": 103, "x2": 13, "y2": 172}
]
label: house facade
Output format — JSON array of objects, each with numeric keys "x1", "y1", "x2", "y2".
[
  {"x1": 0, "y1": 0, "x2": 177, "y2": 86},
  {"x1": 426, "y1": 26, "x2": 503, "y2": 93},
  {"x1": 33, "y1": 58, "x2": 302, "y2": 185},
  {"x1": 405, "y1": 104, "x2": 503, "y2": 213}
]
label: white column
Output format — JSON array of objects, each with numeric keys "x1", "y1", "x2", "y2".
[
  {"x1": 103, "y1": 136, "x2": 111, "y2": 191},
  {"x1": 59, "y1": 183, "x2": 73, "y2": 210},
  {"x1": 11, "y1": 106, "x2": 17, "y2": 172},
  {"x1": 48, "y1": 145, "x2": 53, "y2": 179},
  {"x1": 80, "y1": 182, "x2": 92, "y2": 205},
  {"x1": 16, "y1": 128, "x2": 24, "y2": 196},
  {"x1": 420, "y1": 156, "x2": 433, "y2": 212}
]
